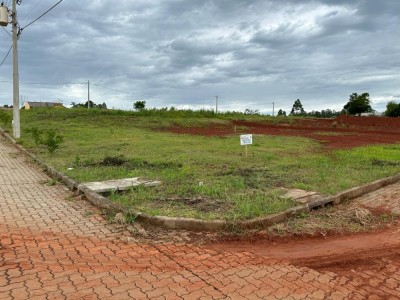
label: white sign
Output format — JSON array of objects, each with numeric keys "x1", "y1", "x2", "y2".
[{"x1": 240, "y1": 134, "x2": 253, "y2": 146}]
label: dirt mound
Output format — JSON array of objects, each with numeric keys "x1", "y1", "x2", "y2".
[{"x1": 336, "y1": 115, "x2": 400, "y2": 128}]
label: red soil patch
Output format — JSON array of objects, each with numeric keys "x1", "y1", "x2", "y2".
[
  {"x1": 208, "y1": 221, "x2": 400, "y2": 278},
  {"x1": 163, "y1": 116, "x2": 400, "y2": 149}
]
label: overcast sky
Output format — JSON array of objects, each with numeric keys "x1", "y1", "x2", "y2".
[{"x1": 1, "y1": 0, "x2": 399, "y2": 113}]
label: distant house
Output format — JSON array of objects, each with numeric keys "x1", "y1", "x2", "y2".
[
  {"x1": 24, "y1": 102, "x2": 64, "y2": 110},
  {"x1": 360, "y1": 111, "x2": 380, "y2": 117}
]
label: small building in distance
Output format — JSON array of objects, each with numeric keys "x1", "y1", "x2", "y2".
[{"x1": 24, "y1": 102, "x2": 64, "y2": 110}]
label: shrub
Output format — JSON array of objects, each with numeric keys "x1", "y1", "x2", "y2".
[
  {"x1": 43, "y1": 129, "x2": 64, "y2": 154},
  {"x1": 28, "y1": 127, "x2": 64, "y2": 153},
  {"x1": 0, "y1": 110, "x2": 11, "y2": 127},
  {"x1": 27, "y1": 127, "x2": 44, "y2": 145}
]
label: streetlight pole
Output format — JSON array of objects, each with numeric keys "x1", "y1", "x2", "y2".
[{"x1": 12, "y1": 0, "x2": 20, "y2": 138}]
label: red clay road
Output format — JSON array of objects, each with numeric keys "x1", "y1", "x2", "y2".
[{"x1": 1, "y1": 134, "x2": 400, "y2": 299}]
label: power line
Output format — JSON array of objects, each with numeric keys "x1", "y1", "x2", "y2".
[
  {"x1": 20, "y1": 0, "x2": 63, "y2": 31},
  {"x1": 91, "y1": 83, "x2": 136, "y2": 95},
  {"x1": 0, "y1": 44, "x2": 12, "y2": 68},
  {"x1": 20, "y1": 81, "x2": 85, "y2": 85},
  {"x1": 1, "y1": 27, "x2": 12, "y2": 37},
  {"x1": 91, "y1": 83, "x2": 150, "y2": 99},
  {"x1": 18, "y1": 0, "x2": 44, "y2": 25},
  {"x1": 0, "y1": 80, "x2": 86, "y2": 85}
]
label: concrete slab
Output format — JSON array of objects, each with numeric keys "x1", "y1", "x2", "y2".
[
  {"x1": 82, "y1": 177, "x2": 161, "y2": 193},
  {"x1": 281, "y1": 188, "x2": 325, "y2": 204}
]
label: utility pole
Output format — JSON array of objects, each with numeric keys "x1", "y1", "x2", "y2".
[
  {"x1": 12, "y1": 0, "x2": 20, "y2": 138},
  {"x1": 87, "y1": 80, "x2": 90, "y2": 108},
  {"x1": 272, "y1": 102, "x2": 275, "y2": 117},
  {"x1": 215, "y1": 95, "x2": 218, "y2": 114}
]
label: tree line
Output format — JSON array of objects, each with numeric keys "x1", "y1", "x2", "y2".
[
  {"x1": 70, "y1": 101, "x2": 107, "y2": 109},
  {"x1": 277, "y1": 93, "x2": 400, "y2": 117},
  {"x1": 64, "y1": 94, "x2": 400, "y2": 118}
]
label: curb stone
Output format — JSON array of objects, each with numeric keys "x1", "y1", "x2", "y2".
[
  {"x1": 0, "y1": 128, "x2": 122, "y2": 213},
  {"x1": 1, "y1": 127, "x2": 399, "y2": 232}
]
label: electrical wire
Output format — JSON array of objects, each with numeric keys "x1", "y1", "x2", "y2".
[
  {"x1": 94, "y1": 84, "x2": 211, "y2": 102},
  {"x1": 91, "y1": 83, "x2": 151, "y2": 100},
  {"x1": 18, "y1": 0, "x2": 44, "y2": 25},
  {"x1": 20, "y1": 0, "x2": 62, "y2": 31},
  {"x1": 0, "y1": 80, "x2": 86, "y2": 85},
  {"x1": 1, "y1": 27, "x2": 12, "y2": 37},
  {"x1": 19, "y1": 81, "x2": 86, "y2": 85},
  {"x1": 0, "y1": 44, "x2": 12, "y2": 68},
  {"x1": 91, "y1": 83, "x2": 136, "y2": 95}
]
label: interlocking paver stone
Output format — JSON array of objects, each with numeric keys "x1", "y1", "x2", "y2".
[{"x1": 1, "y1": 135, "x2": 400, "y2": 299}]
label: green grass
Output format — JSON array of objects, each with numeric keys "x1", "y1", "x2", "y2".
[{"x1": 2, "y1": 107, "x2": 399, "y2": 220}]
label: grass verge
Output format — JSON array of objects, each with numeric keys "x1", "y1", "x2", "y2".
[{"x1": 2, "y1": 108, "x2": 400, "y2": 220}]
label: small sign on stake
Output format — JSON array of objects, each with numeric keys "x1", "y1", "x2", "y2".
[{"x1": 240, "y1": 134, "x2": 253, "y2": 157}]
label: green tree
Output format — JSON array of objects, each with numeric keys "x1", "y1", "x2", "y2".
[
  {"x1": 385, "y1": 101, "x2": 400, "y2": 117},
  {"x1": 290, "y1": 99, "x2": 305, "y2": 115},
  {"x1": 71, "y1": 101, "x2": 107, "y2": 109},
  {"x1": 84, "y1": 100, "x2": 95, "y2": 108},
  {"x1": 277, "y1": 109, "x2": 286, "y2": 116},
  {"x1": 244, "y1": 108, "x2": 260, "y2": 115},
  {"x1": 343, "y1": 93, "x2": 373, "y2": 116},
  {"x1": 133, "y1": 101, "x2": 146, "y2": 111},
  {"x1": 307, "y1": 109, "x2": 340, "y2": 118}
]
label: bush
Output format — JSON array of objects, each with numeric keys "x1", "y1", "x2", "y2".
[
  {"x1": 43, "y1": 129, "x2": 64, "y2": 154},
  {"x1": 0, "y1": 110, "x2": 11, "y2": 127},
  {"x1": 26, "y1": 127, "x2": 43, "y2": 145},
  {"x1": 28, "y1": 127, "x2": 64, "y2": 153}
]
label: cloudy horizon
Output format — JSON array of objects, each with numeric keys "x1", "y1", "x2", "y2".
[{"x1": 1, "y1": 0, "x2": 399, "y2": 114}]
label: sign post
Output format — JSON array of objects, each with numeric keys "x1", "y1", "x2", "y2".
[{"x1": 240, "y1": 134, "x2": 253, "y2": 157}]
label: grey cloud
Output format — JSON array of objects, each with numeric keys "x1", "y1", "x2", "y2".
[
  {"x1": 250, "y1": 23, "x2": 304, "y2": 49},
  {"x1": 0, "y1": 0, "x2": 399, "y2": 113}
]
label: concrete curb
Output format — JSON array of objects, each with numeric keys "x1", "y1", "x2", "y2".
[
  {"x1": 2, "y1": 127, "x2": 399, "y2": 232},
  {"x1": 0, "y1": 128, "x2": 121, "y2": 213}
]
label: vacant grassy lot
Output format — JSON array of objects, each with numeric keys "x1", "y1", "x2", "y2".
[{"x1": 3, "y1": 108, "x2": 400, "y2": 220}]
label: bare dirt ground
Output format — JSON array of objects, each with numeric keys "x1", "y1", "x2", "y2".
[
  {"x1": 208, "y1": 221, "x2": 400, "y2": 292},
  {"x1": 165, "y1": 115, "x2": 400, "y2": 149}
]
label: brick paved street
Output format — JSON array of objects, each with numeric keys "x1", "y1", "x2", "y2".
[{"x1": 1, "y1": 134, "x2": 400, "y2": 299}]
